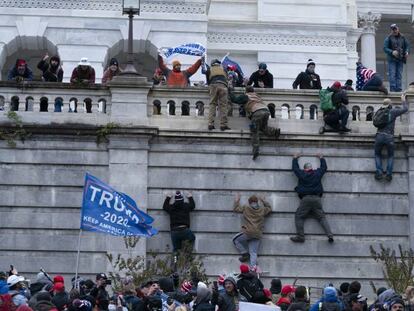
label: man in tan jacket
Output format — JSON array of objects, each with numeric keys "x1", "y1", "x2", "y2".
[{"x1": 232, "y1": 194, "x2": 272, "y2": 268}]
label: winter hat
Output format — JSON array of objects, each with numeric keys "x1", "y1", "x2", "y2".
[
  {"x1": 377, "y1": 287, "x2": 387, "y2": 296},
  {"x1": 53, "y1": 282, "x2": 65, "y2": 292},
  {"x1": 181, "y1": 281, "x2": 192, "y2": 293},
  {"x1": 211, "y1": 59, "x2": 221, "y2": 66},
  {"x1": 0, "y1": 280, "x2": 9, "y2": 294},
  {"x1": 37, "y1": 291, "x2": 52, "y2": 302},
  {"x1": 258, "y1": 63, "x2": 267, "y2": 70},
  {"x1": 323, "y1": 287, "x2": 338, "y2": 300},
  {"x1": 389, "y1": 298, "x2": 405, "y2": 310},
  {"x1": 50, "y1": 55, "x2": 60, "y2": 63},
  {"x1": 73, "y1": 299, "x2": 93, "y2": 311},
  {"x1": 307, "y1": 59, "x2": 315, "y2": 68},
  {"x1": 109, "y1": 58, "x2": 119, "y2": 66},
  {"x1": 378, "y1": 289, "x2": 397, "y2": 305},
  {"x1": 17, "y1": 59, "x2": 27, "y2": 67},
  {"x1": 248, "y1": 195, "x2": 258, "y2": 204},
  {"x1": 240, "y1": 264, "x2": 250, "y2": 274},
  {"x1": 195, "y1": 284, "x2": 211, "y2": 305},
  {"x1": 340, "y1": 282, "x2": 350, "y2": 294},
  {"x1": 54, "y1": 275, "x2": 64, "y2": 283},
  {"x1": 263, "y1": 288, "x2": 272, "y2": 298},
  {"x1": 345, "y1": 79, "x2": 353, "y2": 86},
  {"x1": 36, "y1": 272, "x2": 49, "y2": 283},
  {"x1": 383, "y1": 98, "x2": 392, "y2": 106},
  {"x1": 390, "y1": 24, "x2": 398, "y2": 30},
  {"x1": 332, "y1": 81, "x2": 342, "y2": 89},
  {"x1": 281, "y1": 285, "x2": 295, "y2": 296},
  {"x1": 172, "y1": 60, "x2": 181, "y2": 67},
  {"x1": 96, "y1": 273, "x2": 108, "y2": 281},
  {"x1": 270, "y1": 279, "x2": 282, "y2": 294},
  {"x1": 197, "y1": 281, "x2": 207, "y2": 289},
  {"x1": 175, "y1": 191, "x2": 184, "y2": 201}
]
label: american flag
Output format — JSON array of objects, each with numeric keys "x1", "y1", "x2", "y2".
[{"x1": 356, "y1": 62, "x2": 376, "y2": 90}]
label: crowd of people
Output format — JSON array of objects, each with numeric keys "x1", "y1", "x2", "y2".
[{"x1": 1, "y1": 265, "x2": 414, "y2": 311}]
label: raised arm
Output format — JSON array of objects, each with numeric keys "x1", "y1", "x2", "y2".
[
  {"x1": 162, "y1": 195, "x2": 172, "y2": 213},
  {"x1": 233, "y1": 193, "x2": 244, "y2": 213},
  {"x1": 187, "y1": 192, "x2": 195, "y2": 211},
  {"x1": 292, "y1": 154, "x2": 304, "y2": 178},
  {"x1": 185, "y1": 58, "x2": 202, "y2": 76},
  {"x1": 319, "y1": 155, "x2": 327, "y2": 175}
]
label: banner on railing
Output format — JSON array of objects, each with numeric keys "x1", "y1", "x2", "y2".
[
  {"x1": 240, "y1": 302, "x2": 281, "y2": 311},
  {"x1": 160, "y1": 43, "x2": 206, "y2": 59},
  {"x1": 80, "y1": 173, "x2": 157, "y2": 237}
]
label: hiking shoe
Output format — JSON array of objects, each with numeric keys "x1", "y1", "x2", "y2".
[
  {"x1": 252, "y1": 151, "x2": 259, "y2": 160},
  {"x1": 275, "y1": 128, "x2": 281, "y2": 139},
  {"x1": 375, "y1": 172, "x2": 383, "y2": 181},
  {"x1": 379, "y1": 86, "x2": 389, "y2": 95},
  {"x1": 340, "y1": 127, "x2": 351, "y2": 132},
  {"x1": 220, "y1": 126, "x2": 231, "y2": 131},
  {"x1": 239, "y1": 253, "x2": 250, "y2": 263},
  {"x1": 208, "y1": 125, "x2": 215, "y2": 131},
  {"x1": 290, "y1": 235, "x2": 305, "y2": 243},
  {"x1": 385, "y1": 174, "x2": 392, "y2": 182},
  {"x1": 328, "y1": 236, "x2": 334, "y2": 243}
]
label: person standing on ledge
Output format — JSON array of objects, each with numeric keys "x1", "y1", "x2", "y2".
[
  {"x1": 163, "y1": 191, "x2": 196, "y2": 253},
  {"x1": 158, "y1": 54, "x2": 202, "y2": 87},
  {"x1": 248, "y1": 63, "x2": 274, "y2": 88},
  {"x1": 290, "y1": 154, "x2": 334, "y2": 243}
]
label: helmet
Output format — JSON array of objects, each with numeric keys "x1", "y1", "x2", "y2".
[{"x1": 7, "y1": 275, "x2": 25, "y2": 287}]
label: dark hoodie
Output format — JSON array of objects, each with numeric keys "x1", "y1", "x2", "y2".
[
  {"x1": 292, "y1": 69, "x2": 321, "y2": 90},
  {"x1": 292, "y1": 158, "x2": 327, "y2": 198},
  {"x1": 8, "y1": 59, "x2": 33, "y2": 81},
  {"x1": 162, "y1": 196, "x2": 195, "y2": 229},
  {"x1": 194, "y1": 286, "x2": 214, "y2": 311},
  {"x1": 236, "y1": 272, "x2": 264, "y2": 302},
  {"x1": 212, "y1": 277, "x2": 247, "y2": 311},
  {"x1": 37, "y1": 56, "x2": 63, "y2": 82}
]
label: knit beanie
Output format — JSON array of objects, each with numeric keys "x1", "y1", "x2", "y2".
[
  {"x1": 307, "y1": 59, "x2": 315, "y2": 68},
  {"x1": 172, "y1": 60, "x2": 181, "y2": 67},
  {"x1": 270, "y1": 279, "x2": 282, "y2": 294},
  {"x1": 389, "y1": 298, "x2": 405, "y2": 310},
  {"x1": 109, "y1": 58, "x2": 119, "y2": 66},
  {"x1": 332, "y1": 81, "x2": 341, "y2": 89},
  {"x1": 175, "y1": 191, "x2": 184, "y2": 201},
  {"x1": 258, "y1": 63, "x2": 267, "y2": 70}
]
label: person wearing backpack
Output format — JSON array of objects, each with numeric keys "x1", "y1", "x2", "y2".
[
  {"x1": 373, "y1": 93, "x2": 408, "y2": 181},
  {"x1": 321, "y1": 82, "x2": 350, "y2": 133},
  {"x1": 236, "y1": 264, "x2": 264, "y2": 302}
]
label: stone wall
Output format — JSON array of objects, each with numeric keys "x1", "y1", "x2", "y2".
[{"x1": 0, "y1": 81, "x2": 413, "y2": 299}]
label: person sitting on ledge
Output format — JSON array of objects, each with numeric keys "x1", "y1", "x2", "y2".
[
  {"x1": 292, "y1": 59, "x2": 322, "y2": 90},
  {"x1": 157, "y1": 53, "x2": 202, "y2": 87},
  {"x1": 323, "y1": 81, "x2": 351, "y2": 133},
  {"x1": 70, "y1": 57, "x2": 96, "y2": 86},
  {"x1": 8, "y1": 59, "x2": 33, "y2": 82},
  {"x1": 356, "y1": 62, "x2": 388, "y2": 95},
  {"x1": 102, "y1": 58, "x2": 120, "y2": 85}
]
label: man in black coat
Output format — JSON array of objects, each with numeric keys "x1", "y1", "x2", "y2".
[
  {"x1": 37, "y1": 53, "x2": 64, "y2": 82},
  {"x1": 292, "y1": 59, "x2": 322, "y2": 90},
  {"x1": 248, "y1": 63, "x2": 274, "y2": 88},
  {"x1": 290, "y1": 154, "x2": 333, "y2": 243},
  {"x1": 163, "y1": 191, "x2": 196, "y2": 252},
  {"x1": 324, "y1": 81, "x2": 351, "y2": 133}
]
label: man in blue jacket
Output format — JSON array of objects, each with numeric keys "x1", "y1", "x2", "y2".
[{"x1": 290, "y1": 154, "x2": 333, "y2": 243}]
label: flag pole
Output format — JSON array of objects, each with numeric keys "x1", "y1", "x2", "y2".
[{"x1": 74, "y1": 229, "x2": 83, "y2": 289}]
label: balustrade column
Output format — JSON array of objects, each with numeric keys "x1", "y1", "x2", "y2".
[{"x1": 358, "y1": 12, "x2": 381, "y2": 70}]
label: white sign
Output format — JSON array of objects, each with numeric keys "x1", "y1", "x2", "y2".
[{"x1": 240, "y1": 302, "x2": 281, "y2": 311}]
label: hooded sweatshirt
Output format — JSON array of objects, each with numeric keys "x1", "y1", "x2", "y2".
[
  {"x1": 194, "y1": 286, "x2": 214, "y2": 311},
  {"x1": 37, "y1": 56, "x2": 63, "y2": 82},
  {"x1": 212, "y1": 277, "x2": 247, "y2": 311},
  {"x1": 162, "y1": 196, "x2": 195, "y2": 230},
  {"x1": 233, "y1": 199, "x2": 272, "y2": 239},
  {"x1": 309, "y1": 287, "x2": 343, "y2": 311}
]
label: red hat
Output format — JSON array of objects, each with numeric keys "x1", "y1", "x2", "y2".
[
  {"x1": 281, "y1": 285, "x2": 295, "y2": 295},
  {"x1": 218, "y1": 275, "x2": 225, "y2": 285},
  {"x1": 53, "y1": 282, "x2": 65, "y2": 292},
  {"x1": 180, "y1": 281, "x2": 192, "y2": 293},
  {"x1": 332, "y1": 81, "x2": 341, "y2": 89},
  {"x1": 263, "y1": 288, "x2": 272, "y2": 298},
  {"x1": 240, "y1": 264, "x2": 250, "y2": 274},
  {"x1": 54, "y1": 275, "x2": 64, "y2": 283},
  {"x1": 17, "y1": 59, "x2": 26, "y2": 66}
]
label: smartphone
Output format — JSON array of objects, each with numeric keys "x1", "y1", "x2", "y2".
[{"x1": 213, "y1": 281, "x2": 218, "y2": 290}]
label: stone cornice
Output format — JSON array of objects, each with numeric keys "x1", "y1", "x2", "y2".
[
  {"x1": 0, "y1": 0, "x2": 207, "y2": 14},
  {"x1": 207, "y1": 32, "x2": 347, "y2": 48}
]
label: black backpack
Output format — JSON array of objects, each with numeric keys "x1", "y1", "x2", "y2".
[
  {"x1": 373, "y1": 107, "x2": 391, "y2": 128},
  {"x1": 238, "y1": 278, "x2": 262, "y2": 302}
]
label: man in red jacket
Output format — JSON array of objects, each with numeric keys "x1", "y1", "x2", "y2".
[{"x1": 158, "y1": 54, "x2": 202, "y2": 87}]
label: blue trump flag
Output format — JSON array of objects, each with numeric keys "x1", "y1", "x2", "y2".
[
  {"x1": 221, "y1": 54, "x2": 245, "y2": 78},
  {"x1": 80, "y1": 173, "x2": 158, "y2": 237}
]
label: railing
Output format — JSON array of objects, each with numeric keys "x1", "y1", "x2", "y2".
[{"x1": 0, "y1": 82, "x2": 111, "y2": 114}]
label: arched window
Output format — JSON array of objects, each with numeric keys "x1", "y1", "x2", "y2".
[
  {"x1": 54, "y1": 97, "x2": 64, "y2": 113},
  {"x1": 10, "y1": 96, "x2": 19, "y2": 111},
  {"x1": 83, "y1": 98, "x2": 92, "y2": 113},
  {"x1": 167, "y1": 100, "x2": 176, "y2": 115},
  {"x1": 310, "y1": 105, "x2": 318, "y2": 120},
  {"x1": 153, "y1": 100, "x2": 161, "y2": 115},
  {"x1": 352, "y1": 106, "x2": 360, "y2": 121},
  {"x1": 69, "y1": 97, "x2": 78, "y2": 113},
  {"x1": 97, "y1": 98, "x2": 106, "y2": 113},
  {"x1": 39, "y1": 97, "x2": 48, "y2": 112},
  {"x1": 25, "y1": 96, "x2": 34, "y2": 112},
  {"x1": 281, "y1": 104, "x2": 290, "y2": 119},
  {"x1": 0, "y1": 96, "x2": 4, "y2": 111},
  {"x1": 295, "y1": 104, "x2": 304, "y2": 119},
  {"x1": 268, "y1": 103, "x2": 276, "y2": 118},
  {"x1": 366, "y1": 106, "x2": 374, "y2": 121},
  {"x1": 181, "y1": 101, "x2": 190, "y2": 116},
  {"x1": 195, "y1": 101, "x2": 204, "y2": 116}
]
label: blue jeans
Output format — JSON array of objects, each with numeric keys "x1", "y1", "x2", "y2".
[
  {"x1": 388, "y1": 61, "x2": 403, "y2": 92},
  {"x1": 374, "y1": 133, "x2": 394, "y2": 175},
  {"x1": 233, "y1": 232, "x2": 260, "y2": 267},
  {"x1": 170, "y1": 228, "x2": 195, "y2": 252}
]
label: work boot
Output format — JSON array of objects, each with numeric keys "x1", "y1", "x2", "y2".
[
  {"x1": 290, "y1": 235, "x2": 305, "y2": 243},
  {"x1": 328, "y1": 236, "x2": 334, "y2": 243},
  {"x1": 385, "y1": 174, "x2": 392, "y2": 182},
  {"x1": 238, "y1": 253, "x2": 250, "y2": 263},
  {"x1": 375, "y1": 172, "x2": 383, "y2": 181},
  {"x1": 339, "y1": 126, "x2": 351, "y2": 132},
  {"x1": 220, "y1": 126, "x2": 231, "y2": 131},
  {"x1": 379, "y1": 86, "x2": 389, "y2": 95},
  {"x1": 208, "y1": 125, "x2": 215, "y2": 131}
]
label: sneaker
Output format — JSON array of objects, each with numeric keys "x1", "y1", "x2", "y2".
[
  {"x1": 238, "y1": 253, "x2": 250, "y2": 263},
  {"x1": 375, "y1": 172, "x2": 383, "y2": 181},
  {"x1": 220, "y1": 126, "x2": 231, "y2": 131},
  {"x1": 274, "y1": 128, "x2": 281, "y2": 139},
  {"x1": 328, "y1": 236, "x2": 334, "y2": 243},
  {"x1": 208, "y1": 125, "x2": 215, "y2": 131},
  {"x1": 385, "y1": 174, "x2": 392, "y2": 182},
  {"x1": 290, "y1": 235, "x2": 305, "y2": 243}
]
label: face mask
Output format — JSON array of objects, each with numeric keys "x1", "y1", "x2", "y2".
[{"x1": 250, "y1": 202, "x2": 259, "y2": 209}]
